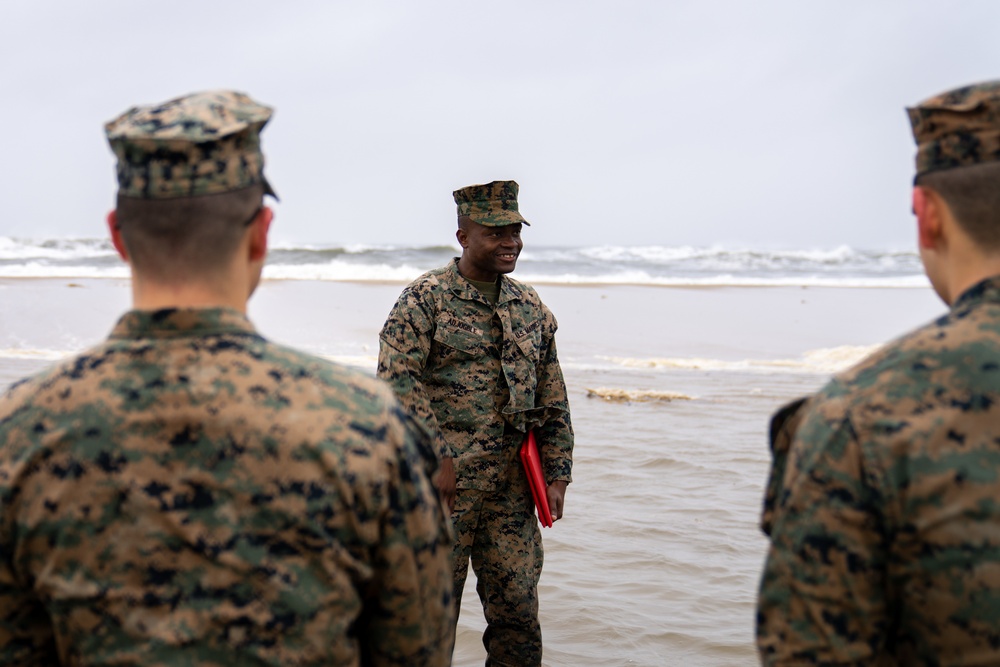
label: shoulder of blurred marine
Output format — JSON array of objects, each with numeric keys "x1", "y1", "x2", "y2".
[
  {"x1": 787, "y1": 273, "x2": 1000, "y2": 498},
  {"x1": 0, "y1": 306, "x2": 436, "y2": 461},
  {"x1": 808, "y1": 275, "x2": 1000, "y2": 416}
]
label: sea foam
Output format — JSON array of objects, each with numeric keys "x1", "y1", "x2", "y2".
[
  {"x1": 0, "y1": 236, "x2": 927, "y2": 288},
  {"x1": 600, "y1": 344, "x2": 881, "y2": 375},
  {"x1": 585, "y1": 387, "x2": 695, "y2": 403}
]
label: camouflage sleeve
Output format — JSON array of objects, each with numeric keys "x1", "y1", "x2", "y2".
[
  {"x1": 0, "y1": 394, "x2": 59, "y2": 663},
  {"x1": 377, "y1": 289, "x2": 452, "y2": 461},
  {"x1": 0, "y1": 557, "x2": 59, "y2": 664},
  {"x1": 760, "y1": 396, "x2": 810, "y2": 537},
  {"x1": 757, "y1": 404, "x2": 890, "y2": 665},
  {"x1": 534, "y1": 318, "x2": 574, "y2": 484},
  {"x1": 365, "y1": 403, "x2": 454, "y2": 665}
]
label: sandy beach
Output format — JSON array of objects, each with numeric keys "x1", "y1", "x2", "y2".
[{"x1": 1, "y1": 277, "x2": 946, "y2": 666}]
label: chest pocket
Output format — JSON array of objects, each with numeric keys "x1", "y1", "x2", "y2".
[
  {"x1": 433, "y1": 322, "x2": 483, "y2": 357},
  {"x1": 514, "y1": 328, "x2": 542, "y2": 364}
]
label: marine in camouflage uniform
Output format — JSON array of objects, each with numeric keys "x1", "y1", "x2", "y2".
[
  {"x1": 758, "y1": 81, "x2": 1000, "y2": 664},
  {"x1": 378, "y1": 181, "x2": 573, "y2": 666},
  {"x1": 0, "y1": 91, "x2": 454, "y2": 666}
]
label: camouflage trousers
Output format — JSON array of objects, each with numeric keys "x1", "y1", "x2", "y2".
[{"x1": 451, "y1": 473, "x2": 544, "y2": 667}]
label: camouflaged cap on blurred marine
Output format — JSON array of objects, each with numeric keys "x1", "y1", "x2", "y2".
[
  {"x1": 757, "y1": 80, "x2": 1000, "y2": 665},
  {"x1": 377, "y1": 180, "x2": 573, "y2": 666},
  {"x1": 0, "y1": 90, "x2": 454, "y2": 666}
]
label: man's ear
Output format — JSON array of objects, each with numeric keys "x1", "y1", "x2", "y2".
[
  {"x1": 248, "y1": 207, "x2": 273, "y2": 262},
  {"x1": 107, "y1": 210, "x2": 129, "y2": 261},
  {"x1": 914, "y1": 186, "x2": 943, "y2": 251},
  {"x1": 456, "y1": 226, "x2": 468, "y2": 249}
]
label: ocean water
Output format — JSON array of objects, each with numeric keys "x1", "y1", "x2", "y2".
[
  {"x1": 0, "y1": 236, "x2": 927, "y2": 287},
  {"x1": 0, "y1": 242, "x2": 947, "y2": 666}
]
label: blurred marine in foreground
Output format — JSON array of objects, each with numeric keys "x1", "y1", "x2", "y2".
[
  {"x1": 758, "y1": 80, "x2": 1000, "y2": 664},
  {"x1": 0, "y1": 90, "x2": 453, "y2": 665}
]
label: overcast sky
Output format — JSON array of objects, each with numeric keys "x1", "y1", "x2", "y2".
[{"x1": 2, "y1": 1, "x2": 999, "y2": 250}]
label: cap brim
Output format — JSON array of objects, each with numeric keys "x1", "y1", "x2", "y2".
[
  {"x1": 469, "y1": 211, "x2": 529, "y2": 227},
  {"x1": 262, "y1": 175, "x2": 279, "y2": 202}
]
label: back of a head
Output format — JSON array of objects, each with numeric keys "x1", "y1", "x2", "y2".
[
  {"x1": 115, "y1": 187, "x2": 264, "y2": 284},
  {"x1": 916, "y1": 163, "x2": 1000, "y2": 251},
  {"x1": 909, "y1": 81, "x2": 1000, "y2": 251},
  {"x1": 105, "y1": 90, "x2": 278, "y2": 283}
]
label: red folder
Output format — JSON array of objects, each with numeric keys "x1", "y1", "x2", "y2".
[{"x1": 520, "y1": 430, "x2": 553, "y2": 527}]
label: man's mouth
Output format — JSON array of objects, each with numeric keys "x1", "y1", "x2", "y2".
[{"x1": 498, "y1": 253, "x2": 517, "y2": 260}]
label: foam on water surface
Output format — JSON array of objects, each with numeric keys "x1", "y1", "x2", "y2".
[
  {"x1": 599, "y1": 344, "x2": 881, "y2": 375},
  {"x1": 585, "y1": 387, "x2": 695, "y2": 402},
  {"x1": 0, "y1": 236, "x2": 928, "y2": 288}
]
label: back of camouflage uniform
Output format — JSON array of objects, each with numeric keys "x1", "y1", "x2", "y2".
[
  {"x1": 758, "y1": 81, "x2": 1000, "y2": 664},
  {"x1": 0, "y1": 91, "x2": 454, "y2": 666}
]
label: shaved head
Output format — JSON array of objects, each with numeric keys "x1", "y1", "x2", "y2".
[
  {"x1": 115, "y1": 185, "x2": 264, "y2": 284},
  {"x1": 917, "y1": 162, "x2": 1000, "y2": 251}
]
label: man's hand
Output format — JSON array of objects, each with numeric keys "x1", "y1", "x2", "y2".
[
  {"x1": 546, "y1": 480, "x2": 568, "y2": 522},
  {"x1": 436, "y1": 456, "x2": 457, "y2": 512}
]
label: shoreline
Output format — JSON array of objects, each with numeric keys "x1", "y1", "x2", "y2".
[
  {"x1": 1, "y1": 279, "x2": 946, "y2": 377},
  {"x1": 0, "y1": 275, "x2": 932, "y2": 290}
]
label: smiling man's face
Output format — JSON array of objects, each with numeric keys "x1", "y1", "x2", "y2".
[{"x1": 456, "y1": 219, "x2": 523, "y2": 282}]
